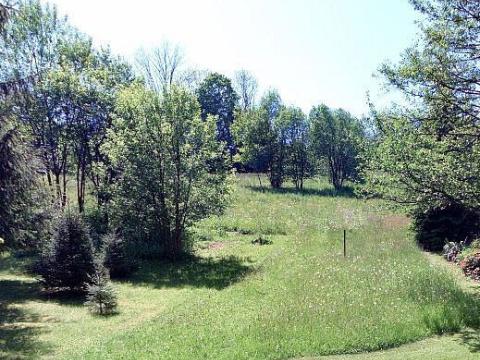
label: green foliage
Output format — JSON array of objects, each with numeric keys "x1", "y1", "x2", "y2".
[
  {"x1": 309, "y1": 105, "x2": 362, "y2": 189},
  {"x1": 106, "y1": 84, "x2": 232, "y2": 260},
  {"x1": 36, "y1": 212, "x2": 96, "y2": 291},
  {"x1": 197, "y1": 72, "x2": 238, "y2": 155},
  {"x1": 362, "y1": 0, "x2": 480, "y2": 216},
  {"x1": 413, "y1": 203, "x2": 480, "y2": 252},
  {"x1": 85, "y1": 263, "x2": 118, "y2": 316},
  {"x1": 102, "y1": 232, "x2": 136, "y2": 279},
  {"x1": 0, "y1": 115, "x2": 32, "y2": 247},
  {"x1": 41, "y1": 39, "x2": 133, "y2": 212},
  {"x1": 280, "y1": 106, "x2": 310, "y2": 189},
  {"x1": 0, "y1": 114, "x2": 54, "y2": 249},
  {"x1": 0, "y1": 0, "x2": 132, "y2": 212},
  {"x1": 233, "y1": 90, "x2": 290, "y2": 188}
]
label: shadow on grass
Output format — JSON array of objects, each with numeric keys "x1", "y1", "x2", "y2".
[
  {"x1": 459, "y1": 328, "x2": 480, "y2": 353},
  {"x1": 0, "y1": 252, "x2": 33, "y2": 275},
  {"x1": 406, "y1": 270, "x2": 480, "y2": 350},
  {"x1": 0, "y1": 279, "x2": 52, "y2": 358},
  {"x1": 123, "y1": 255, "x2": 253, "y2": 290},
  {"x1": 246, "y1": 184, "x2": 357, "y2": 198}
]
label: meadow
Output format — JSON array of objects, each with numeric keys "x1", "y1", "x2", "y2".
[{"x1": 1, "y1": 174, "x2": 480, "y2": 359}]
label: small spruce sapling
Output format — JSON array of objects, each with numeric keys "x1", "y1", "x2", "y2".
[{"x1": 85, "y1": 263, "x2": 118, "y2": 315}]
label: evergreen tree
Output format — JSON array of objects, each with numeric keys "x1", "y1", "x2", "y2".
[
  {"x1": 37, "y1": 212, "x2": 96, "y2": 291},
  {"x1": 85, "y1": 263, "x2": 118, "y2": 315}
]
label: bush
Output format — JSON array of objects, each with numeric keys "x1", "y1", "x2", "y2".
[
  {"x1": 413, "y1": 203, "x2": 480, "y2": 251},
  {"x1": 108, "y1": 85, "x2": 231, "y2": 260},
  {"x1": 102, "y1": 232, "x2": 136, "y2": 279},
  {"x1": 35, "y1": 212, "x2": 96, "y2": 292},
  {"x1": 85, "y1": 264, "x2": 118, "y2": 315},
  {"x1": 84, "y1": 207, "x2": 110, "y2": 248}
]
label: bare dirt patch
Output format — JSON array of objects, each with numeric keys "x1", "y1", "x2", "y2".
[{"x1": 208, "y1": 242, "x2": 225, "y2": 250}]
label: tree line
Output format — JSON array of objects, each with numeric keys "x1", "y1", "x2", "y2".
[
  {"x1": 0, "y1": 0, "x2": 364, "y2": 262},
  {"x1": 3, "y1": 0, "x2": 475, "y2": 272}
]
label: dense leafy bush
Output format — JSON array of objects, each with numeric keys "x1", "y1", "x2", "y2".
[
  {"x1": 85, "y1": 264, "x2": 118, "y2": 315},
  {"x1": 413, "y1": 204, "x2": 480, "y2": 252},
  {"x1": 36, "y1": 212, "x2": 96, "y2": 292},
  {"x1": 102, "y1": 232, "x2": 136, "y2": 279},
  {"x1": 84, "y1": 207, "x2": 110, "y2": 247}
]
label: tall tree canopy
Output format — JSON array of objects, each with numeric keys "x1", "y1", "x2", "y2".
[
  {"x1": 0, "y1": 0, "x2": 133, "y2": 211},
  {"x1": 107, "y1": 84, "x2": 231, "y2": 260},
  {"x1": 197, "y1": 72, "x2": 238, "y2": 155},
  {"x1": 310, "y1": 105, "x2": 362, "y2": 189},
  {"x1": 282, "y1": 107, "x2": 309, "y2": 190},
  {"x1": 233, "y1": 90, "x2": 293, "y2": 188},
  {"x1": 234, "y1": 70, "x2": 258, "y2": 111},
  {"x1": 362, "y1": 0, "x2": 480, "y2": 211}
]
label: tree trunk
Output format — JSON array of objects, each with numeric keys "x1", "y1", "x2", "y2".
[{"x1": 257, "y1": 172, "x2": 263, "y2": 190}]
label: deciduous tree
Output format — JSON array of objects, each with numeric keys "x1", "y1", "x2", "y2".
[
  {"x1": 310, "y1": 105, "x2": 362, "y2": 189},
  {"x1": 107, "y1": 84, "x2": 231, "y2": 260},
  {"x1": 197, "y1": 72, "x2": 238, "y2": 156},
  {"x1": 363, "y1": 0, "x2": 480, "y2": 211}
]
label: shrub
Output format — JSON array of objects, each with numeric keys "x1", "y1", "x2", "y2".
[
  {"x1": 35, "y1": 212, "x2": 96, "y2": 292},
  {"x1": 413, "y1": 203, "x2": 480, "y2": 251},
  {"x1": 102, "y1": 232, "x2": 136, "y2": 279},
  {"x1": 85, "y1": 264, "x2": 118, "y2": 315}
]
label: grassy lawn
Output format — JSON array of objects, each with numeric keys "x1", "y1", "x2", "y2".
[{"x1": 2, "y1": 174, "x2": 480, "y2": 359}]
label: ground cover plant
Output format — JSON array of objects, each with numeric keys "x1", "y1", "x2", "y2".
[{"x1": 1, "y1": 175, "x2": 480, "y2": 359}]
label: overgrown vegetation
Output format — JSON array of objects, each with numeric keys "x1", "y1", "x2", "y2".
[
  {"x1": 1, "y1": 0, "x2": 480, "y2": 358},
  {"x1": 101, "y1": 232, "x2": 136, "y2": 279},
  {"x1": 107, "y1": 84, "x2": 231, "y2": 259},
  {"x1": 362, "y1": 0, "x2": 480, "y2": 251},
  {"x1": 1, "y1": 176, "x2": 479, "y2": 359}
]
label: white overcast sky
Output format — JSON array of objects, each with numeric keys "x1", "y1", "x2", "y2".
[{"x1": 44, "y1": 0, "x2": 419, "y2": 116}]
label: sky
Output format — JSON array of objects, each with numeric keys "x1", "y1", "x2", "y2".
[{"x1": 45, "y1": 0, "x2": 419, "y2": 117}]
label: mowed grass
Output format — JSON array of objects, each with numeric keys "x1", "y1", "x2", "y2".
[{"x1": 2, "y1": 174, "x2": 480, "y2": 359}]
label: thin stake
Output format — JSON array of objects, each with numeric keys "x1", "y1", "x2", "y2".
[{"x1": 343, "y1": 229, "x2": 346, "y2": 257}]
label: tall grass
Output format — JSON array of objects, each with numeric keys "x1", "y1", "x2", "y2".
[
  {"x1": 1, "y1": 175, "x2": 478, "y2": 359},
  {"x1": 74, "y1": 175, "x2": 480, "y2": 359}
]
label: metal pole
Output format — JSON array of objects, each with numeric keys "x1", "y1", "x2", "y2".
[{"x1": 343, "y1": 229, "x2": 346, "y2": 257}]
